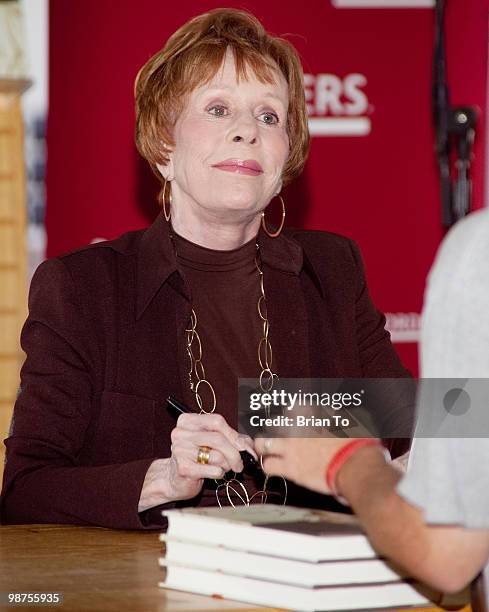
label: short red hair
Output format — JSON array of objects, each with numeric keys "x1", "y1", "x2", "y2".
[{"x1": 135, "y1": 8, "x2": 309, "y2": 205}]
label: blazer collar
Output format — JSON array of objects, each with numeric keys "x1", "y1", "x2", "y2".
[
  {"x1": 258, "y1": 228, "x2": 326, "y2": 299},
  {"x1": 136, "y1": 211, "x2": 323, "y2": 319},
  {"x1": 136, "y1": 212, "x2": 180, "y2": 319},
  {"x1": 257, "y1": 226, "x2": 303, "y2": 275}
]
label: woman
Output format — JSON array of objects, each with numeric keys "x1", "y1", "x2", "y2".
[{"x1": 0, "y1": 8, "x2": 411, "y2": 530}]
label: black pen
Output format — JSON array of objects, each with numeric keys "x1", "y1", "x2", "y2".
[{"x1": 166, "y1": 395, "x2": 258, "y2": 472}]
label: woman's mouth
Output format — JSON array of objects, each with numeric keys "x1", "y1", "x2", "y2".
[{"x1": 212, "y1": 159, "x2": 263, "y2": 176}]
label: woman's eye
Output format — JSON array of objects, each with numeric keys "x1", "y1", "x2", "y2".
[
  {"x1": 258, "y1": 112, "x2": 279, "y2": 125},
  {"x1": 207, "y1": 105, "x2": 228, "y2": 117}
]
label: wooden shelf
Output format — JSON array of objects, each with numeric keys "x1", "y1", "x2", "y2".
[
  {"x1": 0, "y1": 78, "x2": 32, "y2": 95},
  {"x1": 0, "y1": 308, "x2": 17, "y2": 315},
  {"x1": 0, "y1": 91, "x2": 29, "y2": 481}
]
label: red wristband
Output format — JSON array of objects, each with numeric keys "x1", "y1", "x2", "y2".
[{"x1": 326, "y1": 439, "x2": 383, "y2": 502}]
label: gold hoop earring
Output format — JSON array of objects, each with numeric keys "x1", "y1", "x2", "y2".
[
  {"x1": 261, "y1": 194, "x2": 285, "y2": 238},
  {"x1": 162, "y1": 177, "x2": 172, "y2": 222}
]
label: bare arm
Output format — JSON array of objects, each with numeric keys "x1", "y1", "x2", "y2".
[
  {"x1": 257, "y1": 437, "x2": 489, "y2": 594},
  {"x1": 338, "y1": 446, "x2": 489, "y2": 593}
]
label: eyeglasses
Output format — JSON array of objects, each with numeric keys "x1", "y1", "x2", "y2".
[{"x1": 215, "y1": 467, "x2": 288, "y2": 508}]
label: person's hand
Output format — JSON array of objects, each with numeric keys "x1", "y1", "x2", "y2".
[
  {"x1": 168, "y1": 412, "x2": 256, "y2": 498},
  {"x1": 254, "y1": 437, "x2": 371, "y2": 495},
  {"x1": 138, "y1": 413, "x2": 256, "y2": 511}
]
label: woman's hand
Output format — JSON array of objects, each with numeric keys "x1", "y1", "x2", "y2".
[
  {"x1": 254, "y1": 437, "x2": 369, "y2": 495},
  {"x1": 138, "y1": 413, "x2": 256, "y2": 512},
  {"x1": 167, "y1": 412, "x2": 256, "y2": 497}
]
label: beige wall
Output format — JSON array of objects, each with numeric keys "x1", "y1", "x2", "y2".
[{"x1": 0, "y1": 89, "x2": 28, "y2": 478}]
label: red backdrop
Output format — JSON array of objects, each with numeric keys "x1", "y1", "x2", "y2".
[{"x1": 46, "y1": 0, "x2": 489, "y2": 374}]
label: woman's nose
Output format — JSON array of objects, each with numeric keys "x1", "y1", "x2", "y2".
[
  {"x1": 230, "y1": 113, "x2": 258, "y2": 144},
  {"x1": 233, "y1": 135, "x2": 257, "y2": 144}
]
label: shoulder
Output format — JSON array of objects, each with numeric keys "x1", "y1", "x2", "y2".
[
  {"x1": 285, "y1": 228, "x2": 363, "y2": 276},
  {"x1": 421, "y1": 209, "x2": 489, "y2": 377},
  {"x1": 430, "y1": 209, "x2": 489, "y2": 280},
  {"x1": 425, "y1": 209, "x2": 489, "y2": 307},
  {"x1": 29, "y1": 228, "x2": 146, "y2": 307},
  {"x1": 441, "y1": 207, "x2": 489, "y2": 248},
  {"x1": 59, "y1": 228, "x2": 144, "y2": 271},
  {"x1": 285, "y1": 227, "x2": 357, "y2": 253},
  {"x1": 34, "y1": 229, "x2": 145, "y2": 282}
]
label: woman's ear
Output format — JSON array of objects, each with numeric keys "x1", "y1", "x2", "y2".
[
  {"x1": 156, "y1": 160, "x2": 174, "y2": 181},
  {"x1": 156, "y1": 143, "x2": 175, "y2": 180}
]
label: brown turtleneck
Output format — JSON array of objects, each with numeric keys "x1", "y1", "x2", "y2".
[
  {"x1": 172, "y1": 232, "x2": 271, "y2": 504},
  {"x1": 173, "y1": 231, "x2": 266, "y2": 428}
]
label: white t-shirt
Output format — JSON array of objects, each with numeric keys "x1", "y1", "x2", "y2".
[{"x1": 398, "y1": 209, "x2": 489, "y2": 603}]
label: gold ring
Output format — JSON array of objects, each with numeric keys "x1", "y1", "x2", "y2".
[{"x1": 197, "y1": 446, "x2": 211, "y2": 465}]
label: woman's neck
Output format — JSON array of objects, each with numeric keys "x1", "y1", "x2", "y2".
[{"x1": 170, "y1": 203, "x2": 262, "y2": 250}]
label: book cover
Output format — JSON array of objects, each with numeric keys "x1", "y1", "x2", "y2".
[
  {"x1": 162, "y1": 505, "x2": 376, "y2": 562},
  {"x1": 160, "y1": 537, "x2": 408, "y2": 587},
  {"x1": 159, "y1": 565, "x2": 436, "y2": 611}
]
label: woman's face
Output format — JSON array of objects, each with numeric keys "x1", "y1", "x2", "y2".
[{"x1": 161, "y1": 48, "x2": 290, "y2": 223}]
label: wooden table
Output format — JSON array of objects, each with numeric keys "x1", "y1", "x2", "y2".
[
  {"x1": 0, "y1": 525, "x2": 263, "y2": 612},
  {"x1": 0, "y1": 525, "x2": 472, "y2": 612}
]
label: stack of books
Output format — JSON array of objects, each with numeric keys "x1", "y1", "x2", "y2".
[{"x1": 158, "y1": 505, "x2": 453, "y2": 611}]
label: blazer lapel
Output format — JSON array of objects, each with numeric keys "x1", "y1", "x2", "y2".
[{"x1": 263, "y1": 267, "x2": 311, "y2": 379}]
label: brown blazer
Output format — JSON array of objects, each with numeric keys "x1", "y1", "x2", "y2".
[{"x1": 0, "y1": 212, "x2": 411, "y2": 529}]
